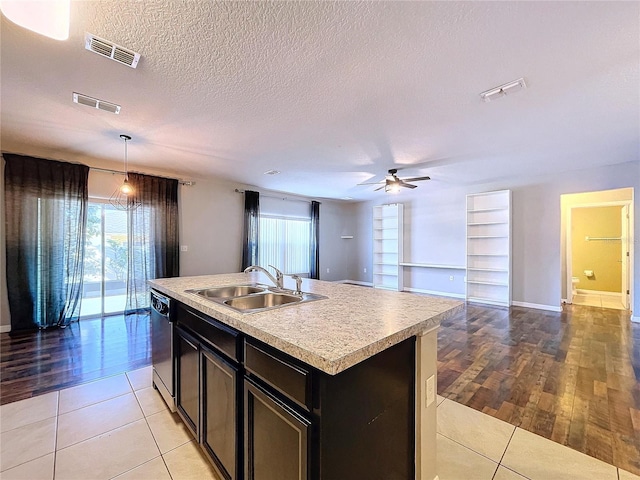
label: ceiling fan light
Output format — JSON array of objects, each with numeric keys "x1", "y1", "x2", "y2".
[{"x1": 0, "y1": 0, "x2": 70, "y2": 40}]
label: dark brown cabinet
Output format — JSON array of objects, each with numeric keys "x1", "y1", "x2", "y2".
[
  {"x1": 244, "y1": 379, "x2": 310, "y2": 480},
  {"x1": 175, "y1": 304, "x2": 242, "y2": 480},
  {"x1": 202, "y1": 345, "x2": 239, "y2": 480},
  {"x1": 172, "y1": 299, "x2": 415, "y2": 480},
  {"x1": 176, "y1": 326, "x2": 199, "y2": 436}
]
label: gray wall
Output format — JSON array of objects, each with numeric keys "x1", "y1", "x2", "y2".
[{"x1": 351, "y1": 160, "x2": 640, "y2": 314}]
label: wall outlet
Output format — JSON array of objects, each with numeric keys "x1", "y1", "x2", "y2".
[
  {"x1": 326, "y1": 268, "x2": 330, "y2": 274},
  {"x1": 449, "y1": 275, "x2": 454, "y2": 281},
  {"x1": 364, "y1": 267, "x2": 367, "y2": 273},
  {"x1": 426, "y1": 375, "x2": 435, "y2": 407},
  {"x1": 180, "y1": 245, "x2": 188, "y2": 252}
]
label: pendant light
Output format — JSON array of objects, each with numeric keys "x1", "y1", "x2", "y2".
[
  {"x1": 0, "y1": 0, "x2": 70, "y2": 41},
  {"x1": 110, "y1": 134, "x2": 141, "y2": 211}
]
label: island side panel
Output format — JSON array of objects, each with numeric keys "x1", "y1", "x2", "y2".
[
  {"x1": 416, "y1": 327, "x2": 438, "y2": 480},
  {"x1": 317, "y1": 337, "x2": 416, "y2": 480}
]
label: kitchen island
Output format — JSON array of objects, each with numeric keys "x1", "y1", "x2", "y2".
[{"x1": 149, "y1": 272, "x2": 463, "y2": 480}]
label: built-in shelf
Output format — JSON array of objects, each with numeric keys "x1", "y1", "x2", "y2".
[
  {"x1": 400, "y1": 262, "x2": 466, "y2": 270},
  {"x1": 372, "y1": 204, "x2": 403, "y2": 291},
  {"x1": 466, "y1": 190, "x2": 511, "y2": 307}
]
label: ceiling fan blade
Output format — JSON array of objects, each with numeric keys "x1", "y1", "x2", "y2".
[
  {"x1": 399, "y1": 182, "x2": 418, "y2": 189},
  {"x1": 374, "y1": 185, "x2": 386, "y2": 191},
  {"x1": 401, "y1": 176, "x2": 431, "y2": 182},
  {"x1": 357, "y1": 181, "x2": 385, "y2": 186}
]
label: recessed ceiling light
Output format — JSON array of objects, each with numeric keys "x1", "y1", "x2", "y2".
[
  {"x1": 480, "y1": 77, "x2": 527, "y2": 102},
  {"x1": 341, "y1": 197, "x2": 353, "y2": 200},
  {"x1": 264, "y1": 170, "x2": 280, "y2": 175}
]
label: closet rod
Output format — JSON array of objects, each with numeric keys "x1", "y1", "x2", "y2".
[
  {"x1": 585, "y1": 236, "x2": 621, "y2": 241},
  {"x1": 234, "y1": 188, "x2": 319, "y2": 204},
  {"x1": 90, "y1": 166, "x2": 195, "y2": 186}
]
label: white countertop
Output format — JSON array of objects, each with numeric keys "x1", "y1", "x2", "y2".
[{"x1": 149, "y1": 272, "x2": 463, "y2": 375}]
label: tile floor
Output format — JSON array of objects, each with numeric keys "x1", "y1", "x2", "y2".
[
  {"x1": 1, "y1": 367, "x2": 639, "y2": 480},
  {"x1": 572, "y1": 291, "x2": 627, "y2": 310}
]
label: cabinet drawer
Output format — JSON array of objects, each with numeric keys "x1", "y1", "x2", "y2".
[
  {"x1": 176, "y1": 304, "x2": 240, "y2": 362},
  {"x1": 244, "y1": 340, "x2": 311, "y2": 411}
]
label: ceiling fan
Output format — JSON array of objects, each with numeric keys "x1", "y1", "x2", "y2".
[{"x1": 358, "y1": 169, "x2": 431, "y2": 192}]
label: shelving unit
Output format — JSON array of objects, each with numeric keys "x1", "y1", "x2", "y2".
[
  {"x1": 372, "y1": 203, "x2": 403, "y2": 291},
  {"x1": 466, "y1": 190, "x2": 511, "y2": 306}
]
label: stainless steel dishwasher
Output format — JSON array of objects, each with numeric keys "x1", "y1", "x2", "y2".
[{"x1": 151, "y1": 290, "x2": 176, "y2": 412}]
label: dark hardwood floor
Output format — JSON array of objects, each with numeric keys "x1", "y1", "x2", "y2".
[
  {"x1": 1, "y1": 303, "x2": 638, "y2": 475},
  {"x1": 0, "y1": 313, "x2": 152, "y2": 405},
  {"x1": 438, "y1": 302, "x2": 640, "y2": 476}
]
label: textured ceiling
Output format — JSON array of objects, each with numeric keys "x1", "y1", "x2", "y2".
[{"x1": 1, "y1": 1, "x2": 638, "y2": 200}]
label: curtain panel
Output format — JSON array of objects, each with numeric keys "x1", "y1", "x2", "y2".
[
  {"x1": 4, "y1": 154, "x2": 89, "y2": 332},
  {"x1": 125, "y1": 172, "x2": 179, "y2": 312},
  {"x1": 241, "y1": 190, "x2": 260, "y2": 270},
  {"x1": 310, "y1": 200, "x2": 320, "y2": 280}
]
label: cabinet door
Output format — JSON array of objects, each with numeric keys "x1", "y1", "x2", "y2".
[
  {"x1": 176, "y1": 326, "x2": 199, "y2": 437},
  {"x1": 202, "y1": 345, "x2": 239, "y2": 480},
  {"x1": 244, "y1": 380, "x2": 310, "y2": 480}
]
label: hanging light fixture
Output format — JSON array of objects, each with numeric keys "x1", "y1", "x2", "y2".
[
  {"x1": 0, "y1": 0, "x2": 70, "y2": 41},
  {"x1": 110, "y1": 134, "x2": 141, "y2": 211}
]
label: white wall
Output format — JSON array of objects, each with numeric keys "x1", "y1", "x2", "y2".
[{"x1": 351, "y1": 160, "x2": 640, "y2": 314}]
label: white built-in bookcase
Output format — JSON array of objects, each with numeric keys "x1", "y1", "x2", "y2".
[
  {"x1": 466, "y1": 190, "x2": 512, "y2": 306},
  {"x1": 373, "y1": 203, "x2": 403, "y2": 291}
]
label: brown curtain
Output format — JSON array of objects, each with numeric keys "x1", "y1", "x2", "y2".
[
  {"x1": 125, "y1": 172, "x2": 179, "y2": 312},
  {"x1": 4, "y1": 154, "x2": 89, "y2": 331}
]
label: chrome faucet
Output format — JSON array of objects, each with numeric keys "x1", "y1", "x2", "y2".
[
  {"x1": 243, "y1": 265, "x2": 285, "y2": 290},
  {"x1": 289, "y1": 274, "x2": 303, "y2": 295}
]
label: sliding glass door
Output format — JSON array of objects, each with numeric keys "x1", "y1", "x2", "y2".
[{"x1": 79, "y1": 201, "x2": 128, "y2": 318}]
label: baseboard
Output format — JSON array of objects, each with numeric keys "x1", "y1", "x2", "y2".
[
  {"x1": 335, "y1": 280, "x2": 374, "y2": 287},
  {"x1": 512, "y1": 301, "x2": 562, "y2": 312},
  {"x1": 576, "y1": 289, "x2": 622, "y2": 297},
  {"x1": 0, "y1": 324, "x2": 11, "y2": 333},
  {"x1": 403, "y1": 287, "x2": 466, "y2": 299}
]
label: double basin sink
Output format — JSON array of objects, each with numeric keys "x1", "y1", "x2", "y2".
[{"x1": 188, "y1": 283, "x2": 326, "y2": 313}]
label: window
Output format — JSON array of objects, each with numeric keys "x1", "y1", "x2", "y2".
[
  {"x1": 257, "y1": 197, "x2": 312, "y2": 276},
  {"x1": 258, "y1": 215, "x2": 310, "y2": 276}
]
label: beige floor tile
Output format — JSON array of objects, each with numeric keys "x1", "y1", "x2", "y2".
[
  {"x1": 55, "y1": 419, "x2": 160, "y2": 480},
  {"x1": 437, "y1": 398, "x2": 515, "y2": 462},
  {"x1": 58, "y1": 374, "x2": 132, "y2": 414},
  {"x1": 0, "y1": 391, "x2": 58, "y2": 433},
  {"x1": 619, "y1": 468, "x2": 640, "y2": 480},
  {"x1": 493, "y1": 466, "x2": 529, "y2": 480},
  {"x1": 501, "y1": 428, "x2": 617, "y2": 480},
  {"x1": 0, "y1": 417, "x2": 56, "y2": 472},
  {"x1": 112, "y1": 456, "x2": 171, "y2": 480},
  {"x1": 126, "y1": 366, "x2": 153, "y2": 392},
  {"x1": 135, "y1": 386, "x2": 169, "y2": 417},
  {"x1": 163, "y1": 440, "x2": 220, "y2": 480},
  {"x1": 437, "y1": 433, "x2": 498, "y2": 480},
  {"x1": 146, "y1": 409, "x2": 194, "y2": 454},
  {"x1": 0, "y1": 453, "x2": 54, "y2": 480},
  {"x1": 57, "y1": 393, "x2": 144, "y2": 449}
]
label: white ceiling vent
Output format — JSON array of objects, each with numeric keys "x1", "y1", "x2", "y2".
[
  {"x1": 84, "y1": 33, "x2": 141, "y2": 68},
  {"x1": 73, "y1": 93, "x2": 121, "y2": 114}
]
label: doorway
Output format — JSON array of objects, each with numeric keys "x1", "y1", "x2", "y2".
[
  {"x1": 563, "y1": 188, "x2": 634, "y2": 312},
  {"x1": 79, "y1": 201, "x2": 128, "y2": 318}
]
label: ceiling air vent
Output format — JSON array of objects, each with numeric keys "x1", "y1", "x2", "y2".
[
  {"x1": 84, "y1": 33, "x2": 141, "y2": 68},
  {"x1": 73, "y1": 93, "x2": 121, "y2": 114}
]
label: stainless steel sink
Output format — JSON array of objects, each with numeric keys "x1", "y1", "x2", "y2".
[
  {"x1": 191, "y1": 284, "x2": 266, "y2": 298},
  {"x1": 224, "y1": 292, "x2": 302, "y2": 311},
  {"x1": 187, "y1": 283, "x2": 327, "y2": 314}
]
